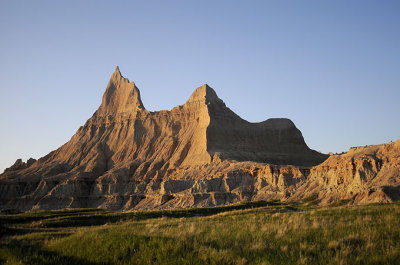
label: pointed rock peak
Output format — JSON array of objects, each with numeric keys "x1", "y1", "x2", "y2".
[
  {"x1": 111, "y1": 65, "x2": 128, "y2": 82},
  {"x1": 96, "y1": 67, "x2": 145, "y2": 116},
  {"x1": 187, "y1": 84, "x2": 221, "y2": 104},
  {"x1": 114, "y1": 66, "x2": 121, "y2": 76}
]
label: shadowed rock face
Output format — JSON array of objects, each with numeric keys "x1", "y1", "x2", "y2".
[{"x1": 1, "y1": 67, "x2": 398, "y2": 212}]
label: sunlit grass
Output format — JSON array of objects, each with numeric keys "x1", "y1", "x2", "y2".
[{"x1": 1, "y1": 202, "x2": 400, "y2": 264}]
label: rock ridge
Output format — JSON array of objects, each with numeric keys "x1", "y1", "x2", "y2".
[{"x1": 1, "y1": 67, "x2": 398, "y2": 212}]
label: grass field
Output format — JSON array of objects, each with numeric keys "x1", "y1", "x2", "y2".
[{"x1": 0, "y1": 201, "x2": 399, "y2": 265}]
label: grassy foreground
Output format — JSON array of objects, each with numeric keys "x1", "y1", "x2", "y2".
[{"x1": 0, "y1": 202, "x2": 399, "y2": 265}]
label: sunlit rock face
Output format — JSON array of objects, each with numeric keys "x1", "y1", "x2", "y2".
[{"x1": 1, "y1": 67, "x2": 398, "y2": 212}]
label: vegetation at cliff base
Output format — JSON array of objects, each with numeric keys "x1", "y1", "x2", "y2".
[{"x1": 0, "y1": 202, "x2": 399, "y2": 264}]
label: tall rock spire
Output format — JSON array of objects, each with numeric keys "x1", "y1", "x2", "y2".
[{"x1": 96, "y1": 66, "x2": 145, "y2": 116}]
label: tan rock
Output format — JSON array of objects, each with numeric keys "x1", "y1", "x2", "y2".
[{"x1": 0, "y1": 67, "x2": 398, "y2": 211}]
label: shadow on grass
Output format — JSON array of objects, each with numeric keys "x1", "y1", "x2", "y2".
[
  {"x1": 0, "y1": 240, "x2": 102, "y2": 265},
  {"x1": 0, "y1": 201, "x2": 285, "y2": 229},
  {"x1": 0, "y1": 209, "x2": 105, "y2": 225}
]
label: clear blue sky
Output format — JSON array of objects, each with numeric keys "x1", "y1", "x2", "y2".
[{"x1": 1, "y1": 1, "x2": 399, "y2": 172}]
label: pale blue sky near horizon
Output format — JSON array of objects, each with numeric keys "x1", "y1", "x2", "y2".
[{"x1": 0, "y1": 1, "x2": 399, "y2": 172}]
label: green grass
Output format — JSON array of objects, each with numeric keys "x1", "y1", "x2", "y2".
[
  {"x1": 1, "y1": 202, "x2": 400, "y2": 264},
  {"x1": 302, "y1": 194, "x2": 318, "y2": 205}
]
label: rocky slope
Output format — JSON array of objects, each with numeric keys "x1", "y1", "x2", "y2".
[{"x1": 0, "y1": 67, "x2": 398, "y2": 212}]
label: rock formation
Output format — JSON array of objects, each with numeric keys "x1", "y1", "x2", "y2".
[
  {"x1": 4, "y1": 158, "x2": 36, "y2": 172},
  {"x1": 0, "y1": 67, "x2": 398, "y2": 212}
]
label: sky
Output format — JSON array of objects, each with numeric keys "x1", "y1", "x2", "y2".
[{"x1": 0, "y1": 1, "x2": 399, "y2": 172}]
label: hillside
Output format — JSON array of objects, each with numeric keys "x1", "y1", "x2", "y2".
[{"x1": 1, "y1": 67, "x2": 399, "y2": 211}]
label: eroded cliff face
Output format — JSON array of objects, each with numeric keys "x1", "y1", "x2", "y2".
[
  {"x1": 292, "y1": 140, "x2": 400, "y2": 205},
  {"x1": 0, "y1": 67, "x2": 398, "y2": 212}
]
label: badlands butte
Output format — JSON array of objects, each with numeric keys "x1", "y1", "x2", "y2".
[{"x1": 1, "y1": 67, "x2": 399, "y2": 212}]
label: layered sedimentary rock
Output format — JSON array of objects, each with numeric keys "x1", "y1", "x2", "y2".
[
  {"x1": 0, "y1": 67, "x2": 398, "y2": 212},
  {"x1": 292, "y1": 141, "x2": 400, "y2": 205}
]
